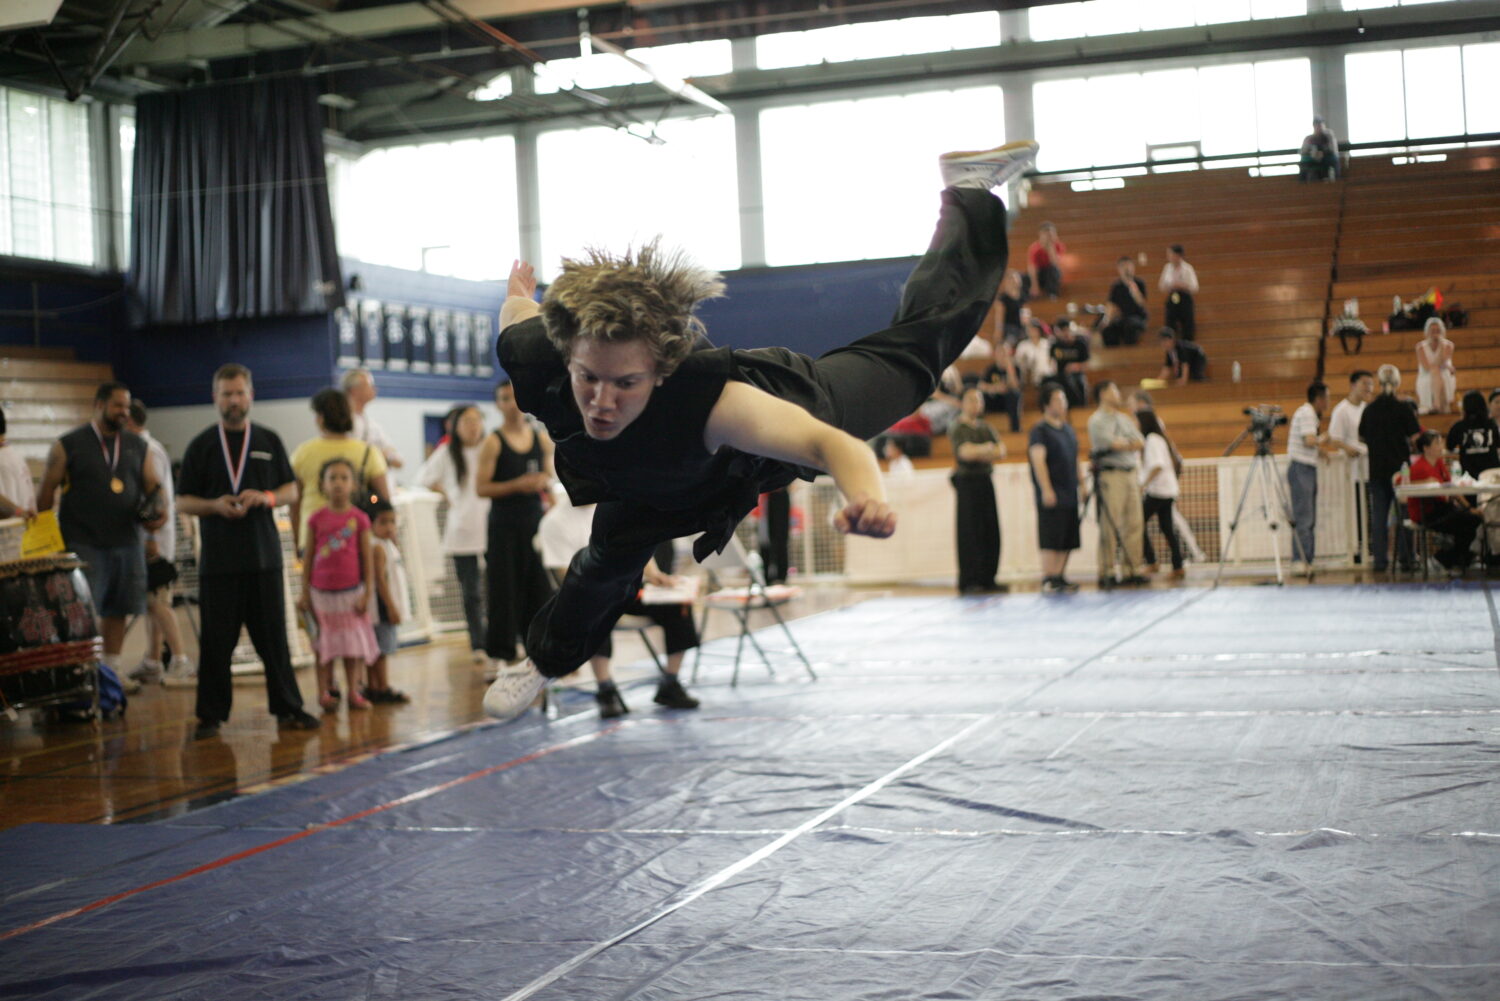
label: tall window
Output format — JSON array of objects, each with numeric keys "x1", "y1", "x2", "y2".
[
  {"x1": 760, "y1": 86, "x2": 1003, "y2": 266},
  {"x1": 1030, "y1": 0, "x2": 1304, "y2": 41},
  {"x1": 118, "y1": 112, "x2": 135, "y2": 269},
  {"x1": 0, "y1": 86, "x2": 96, "y2": 267},
  {"x1": 1033, "y1": 58, "x2": 1311, "y2": 172},
  {"x1": 1346, "y1": 43, "x2": 1500, "y2": 145},
  {"x1": 1342, "y1": 0, "x2": 1449, "y2": 9},
  {"x1": 334, "y1": 135, "x2": 519, "y2": 281},
  {"x1": 756, "y1": 12, "x2": 1000, "y2": 70},
  {"x1": 536, "y1": 115, "x2": 739, "y2": 280}
]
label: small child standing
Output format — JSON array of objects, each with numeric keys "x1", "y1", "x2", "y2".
[
  {"x1": 363, "y1": 497, "x2": 411, "y2": 704},
  {"x1": 297, "y1": 457, "x2": 380, "y2": 711}
]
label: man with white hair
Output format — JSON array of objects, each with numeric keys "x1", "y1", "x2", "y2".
[
  {"x1": 340, "y1": 367, "x2": 405, "y2": 470},
  {"x1": 1359, "y1": 364, "x2": 1421, "y2": 572}
]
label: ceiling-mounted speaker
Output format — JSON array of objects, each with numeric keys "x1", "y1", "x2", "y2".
[{"x1": 1, "y1": 0, "x2": 65, "y2": 31}]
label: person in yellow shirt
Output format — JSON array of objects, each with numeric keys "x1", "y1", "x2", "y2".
[{"x1": 289, "y1": 388, "x2": 391, "y2": 552}]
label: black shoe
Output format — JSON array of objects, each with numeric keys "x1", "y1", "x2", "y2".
[
  {"x1": 1098, "y1": 574, "x2": 1118, "y2": 589},
  {"x1": 276, "y1": 710, "x2": 321, "y2": 731},
  {"x1": 983, "y1": 582, "x2": 1010, "y2": 594},
  {"x1": 595, "y1": 683, "x2": 629, "y2": 719},
  {"x1": 194, "y1": 719, "x2": 221, "y2": 740},
  {"x1": 1120, "y1": 574, "x2": 1149, "y2": 586},
  {"x1": 654, "y1": 676, "x2": 700, "y2": 710}
]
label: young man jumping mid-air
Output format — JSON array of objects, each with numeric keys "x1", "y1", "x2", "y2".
[{"x1": 483, "y1": 140, "x2": 1039, "y2": 720}]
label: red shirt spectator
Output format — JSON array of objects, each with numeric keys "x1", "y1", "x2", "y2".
[
  {"x1": 1405, "y1": 453, "x2": 1448, "y2": 523},
  {"x1": 1028, "y1": 238, "x2": 1065, "y2": 272}
]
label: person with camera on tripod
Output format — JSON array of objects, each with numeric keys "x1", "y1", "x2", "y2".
[
  {"x1": 1286, "y1": 382, "x2": 1340, "y2": 575},
  {"x1": 1087, "y1": 381, "x2": 1147, "y2": 588}
]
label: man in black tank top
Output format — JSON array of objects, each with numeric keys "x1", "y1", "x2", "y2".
[
  {"x1": 38, "y1": 382, "x2": 166, "y2": 690},
  {"x1": 483, "y1": 141, "x2": 1039, "y2": 720}
]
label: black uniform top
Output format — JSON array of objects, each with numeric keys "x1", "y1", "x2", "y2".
[
  {"x1": 1358, "y1": 393, "x2": 1421, "y2": 483},
  {"x1": 488, "y1": 427, "x2": 545, "y2": 528},
  {"x1": 950, "y1": 419, "x2": 1000, "y2": 477},
  {"x1": 1029, "y1": 420, "x2": 1080, "y2": 507},
  {"x1": 58, "y1": 423, "x2": 148, "y2": 549},
  {"x1": 1445, "y1": 416, "x2": 1500, "y2": 479},
  {"x1": 177, "y1": 422, "x2": 295, "y2": 576},
  {"x1": 1050, "y1": 335, "x2": 1090, "y2": 370},
  {"x1": 1108, "y1": 277, "x2": 1148, "y2": 320},
  {"x1": 498, "y1": 316, "x2": 825, "y2": 559}
]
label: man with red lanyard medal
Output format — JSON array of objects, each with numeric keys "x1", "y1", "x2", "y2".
[
  {"x1": 176, "y1": 364, "x2": 320, "y2": 739},
  {"x1": 38, "y1": 382, "x2": 165, "y2": 694}
]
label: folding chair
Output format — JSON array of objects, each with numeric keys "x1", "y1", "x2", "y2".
[
  {"x1": 545, "y1": 567, "x2": 665, "y2": 673},
  {"x1": 690, "y1": 534, "x2": 816, "y2": 687}
]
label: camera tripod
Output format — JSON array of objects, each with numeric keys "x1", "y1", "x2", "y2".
[{"x1": 1213, "y1": 429, "x2": 1312, "y2": 587}]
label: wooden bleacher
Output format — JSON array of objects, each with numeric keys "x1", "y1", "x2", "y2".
[
  {"x1": 1322, "y1": 146, "x2": 1500, "y2": 409},
  {"x1": 0, "y1": 349, "x2": 112, "y2": 481},
  {"x1": 909, "y1": 145, "x2": 1500, "y2": 470}
]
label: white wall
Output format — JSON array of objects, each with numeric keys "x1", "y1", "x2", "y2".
[{"x1": 146, "y1": 395, "x2": 503, "y2": 487}]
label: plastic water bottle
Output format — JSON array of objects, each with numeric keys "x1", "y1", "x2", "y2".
[{"x1": 1231, "y1": 361, "x2": 1242, "y2": 384}]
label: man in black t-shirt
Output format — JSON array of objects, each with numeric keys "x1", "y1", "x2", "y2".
[
  {"x1": 1049, "y1": 318, "x2": 1091, "y2": 406},
  {"x1": 1028, "y1": 383, "x2": 1081, "y2": 592},
  {"x1": 177, "y1": 363, "x2": 318, "y2": 739},
  {"x1": 1158, "y1": 328, "x2": 1207, "y2": 384},
  {"x1": 1359, "y1": 364, "x2": 1422, "y2": 572},
  {"x1": 1100, "y1": 257, "x2": 1148, "y2": 346}
]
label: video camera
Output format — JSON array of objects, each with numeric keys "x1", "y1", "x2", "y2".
[{"x1": 1243, "y1": 404, "x2": 1288, "y2": 444}]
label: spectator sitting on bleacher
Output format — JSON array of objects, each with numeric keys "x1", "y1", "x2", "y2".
[
  {"x1": 1026, "y1": 222, "x2": 1066, "y2": 301},
  {"x1": 1299, "y1": 116, "x2": 1339, "y2": 183},
  {"x1": 1331, "y1": 298, "x2": 1367, "y2": 355},
  {"x1": 1446, "y1": 390, "x2": 1500, "y2": 480},
  {"x1": 882, "y1": 438, "x2": 916, "y2": 480},
  {"x1": 1158, "y1": 244, "x2": 1198, "y2": 341},
  {"x1": 1158, "y1": 328, "x2": 1208, "y2": 385},
  {"x1": 1049, "y1": 318, "x2": 1091, "y2": 407},
  {"x1": 1415, "y1": 317, "x2": 1457, "y2": 415},
  {"x1": 1014, "y1": 320, "x2": 1056, "y2": 387},
  {"x1": 968, "y1": 350, "x2": 1023, "y2": 433},
  {"x1": 1407, "y1": 429, "x2": 1481, "y2": 570},
  {"x1": 997, "y1": 270, "x2": 1026, "y2": 345},
  {"x1": 1489, "y1": 389, "x2": 1500, "y2": 426},
  {"x1": 1099, "y1": 257, "x2": 1148, "y2": 347}
]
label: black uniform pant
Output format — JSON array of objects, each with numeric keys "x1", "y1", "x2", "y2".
[
  {"x1": 527, "y1": 187, "x2": 1010, "y2": 678},
  {"x1": 485, "y1": 516, "x2": 553, "y2": 662},
  {"x1": 759, "y1": 488, "x2": 791, "y2": 584},
  {"x1": 1141, "y1": 495, "x2": 1184, "y2": 571},
  {"x1": 195, "y1": 568, "x2": 305, "y2": 723},
  {"x1": 1165, "y1": 291, "x2": 1196, "y2": 341},
  {"x1": 953, "y1": 472, "x2": 1001, "y2": 590}
]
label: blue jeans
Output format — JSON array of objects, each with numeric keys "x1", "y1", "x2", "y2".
[
  {"x1": 451, "y1": 554, "x2": 486, "y2": 652},
  {"x1": 1366, "y1": 477, "x2": 1410, "y2": 570},
  {"x1": 1287, "y1": 461, "x2": 1317, "y2": 563}
]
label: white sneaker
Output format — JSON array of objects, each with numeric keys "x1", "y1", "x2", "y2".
[
  {"x1": 482, "y1": 661, "x2": 548, "y2": 721},
  {"x1": 170, "y1": 655, "x2": 197, "y2": 680},
  {"x1": 128, "y1": 660, "x2": 164, "y2": 685},
  {"x1": 939, "y1": 140, "x2": 1040, "y2": 190}
]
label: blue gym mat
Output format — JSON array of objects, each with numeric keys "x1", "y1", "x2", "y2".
[{"x1": 2, "y1": 585, "x2": 1497, "y2": 1000}]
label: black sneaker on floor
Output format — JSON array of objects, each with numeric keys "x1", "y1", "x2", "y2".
[
  {"x1": 595, "y1": 683, "x2": 629, "y2": 719},
  {"x1": 276, "y1": 710, "x2": 321, "y2": 730},
  {"x1": 1120, "y1": 575, "x2": 1150, "y2": 586},
  {"x1": 194, "y1": 719, "x2": 222, "y2": 740},
  {"x1": 1098, "y1": 574, "x2": 1119, "y2": 589},
  {"x1": 654, "y1": 676, "x2": 700, "y2": 710}
]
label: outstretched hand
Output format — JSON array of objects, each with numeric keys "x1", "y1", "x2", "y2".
[
  {"x1": 834, "y1": 495, "x2": 897, "y2": 539},
  {"x1": 508, "y1": 259, "x2": 537, "y2": 300}
]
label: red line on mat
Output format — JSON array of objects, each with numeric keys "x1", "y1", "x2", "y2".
[{"x1": 0, "y1": 724, "x2": 622, "y2": 943}]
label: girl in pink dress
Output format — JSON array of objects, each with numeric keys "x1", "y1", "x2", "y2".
[{"x1": 297, "y1": 457, "x2": 380, "y2": 711}]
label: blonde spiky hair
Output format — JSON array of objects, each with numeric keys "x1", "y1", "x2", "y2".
[{"x1": 541, "y1": 238, "x2": 725, "y2": 378}]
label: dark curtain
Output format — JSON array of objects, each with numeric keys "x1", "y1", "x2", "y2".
[{"x1": 129, "y1": 78, "x2": 343, "y2": 325}]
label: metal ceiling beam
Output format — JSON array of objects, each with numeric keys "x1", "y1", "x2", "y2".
[{"x1": 341, "y1": 2, "x2": 1500, "y2": 141}]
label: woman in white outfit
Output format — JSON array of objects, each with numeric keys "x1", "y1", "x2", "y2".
[
  {"x1": 416, "y1": 404, "x2": 491, "y2": 661},
  {"x1": 1415, "y1": 317, "x2": 1457, "y2": 415}
]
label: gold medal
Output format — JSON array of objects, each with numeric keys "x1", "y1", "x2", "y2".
[{"x1": 110, "y1": 477, "x2": 124, "y2": 494}]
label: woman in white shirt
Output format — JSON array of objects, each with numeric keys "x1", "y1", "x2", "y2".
[
  {"x1": 1013, "y1": 319, "x2": 1056, "y2": 387},
  {"x1": 1158, "y1": 243, "x2": 1199, "y2": 341},
  {"x1": 1137, "y1": 409, "x2": 1184, "y2": 577},
  {"x1": 417, "y1": 404, "x2": 491, "y2": 660}
]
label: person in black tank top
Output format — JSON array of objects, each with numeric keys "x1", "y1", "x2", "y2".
[
  {"x1": 475, "y1": 387, "x2": 555, "y2": 666},
  {"x1": 482, "y1": 141, "x2": 1038, "y2": 720}
]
